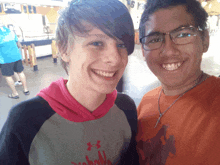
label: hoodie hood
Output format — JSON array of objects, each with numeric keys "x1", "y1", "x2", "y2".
[{"x1": 37, "y1": 78, "x2": 117, "y2": 122}]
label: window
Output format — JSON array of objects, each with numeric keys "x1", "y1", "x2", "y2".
[
  {"x1": 0, "y1": 4, "x2": 2, "y2": 13},
  {"x1": 33, "y1": 6, "x2": 36, "y2": 14},
  {"x1": 23, "y1": 5, "x2": 27, "y2": 13},
  {"x1": 28, "y1": 5, "x2": 32, "y2": 13}
]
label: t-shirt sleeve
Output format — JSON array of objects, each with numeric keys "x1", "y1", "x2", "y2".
[
  {"x1": 0, "y1": 96, "x2": 54, "y2": 165},
  {"x1": 115, "y1": 93, "x2": 140, "y2": 165},
  {"x1": 0, "y1": 107, "x2": 29, "y2": 165}
]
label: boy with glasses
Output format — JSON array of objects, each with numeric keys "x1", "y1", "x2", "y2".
[{"x1": 136, "y1": 0, "x2": 220, "y2": 164}]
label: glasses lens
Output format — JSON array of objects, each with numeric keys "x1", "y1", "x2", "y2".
[
  {"x1": 141, "y1": 35, "x2": 163, "y2": 50},
  {"x1": 171, "y1": 27, "x2": 198, "y2": 45}
]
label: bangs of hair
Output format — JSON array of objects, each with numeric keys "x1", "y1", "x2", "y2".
[{"x1": 57, "y1": 0, "x2": 134, "y2": 55}]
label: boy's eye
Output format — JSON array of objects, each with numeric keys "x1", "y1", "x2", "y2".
[
  {"x1": 91, "y1": 42, "x2": 103, "y2": 46},
  {"x1": 149, "y1": 37, "x2": 163, "y2": 43},
  {"x1": 176, "y1": 33, "x2": 192, "y2": 38},
  {"x1": 117, "y1": 44, "x2": 126, "y2": 48},
  {"x1": 144, "y1": 35, "x2": 163, "y2": 45}
]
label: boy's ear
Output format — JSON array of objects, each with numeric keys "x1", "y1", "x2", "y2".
[
  {"x1": 61, "y1": 53, "x2": 70, "y2": 62},
  {"x1": 57, "y1": 42, "x2": 70, "y2": 62},
  {"x1": 202, "y1": 30, "x2": 209, "y2": 53}
]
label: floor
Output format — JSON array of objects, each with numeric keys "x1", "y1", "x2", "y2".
[{"x1": 1, "y1": 31, "x2": 220, "y2": 131}]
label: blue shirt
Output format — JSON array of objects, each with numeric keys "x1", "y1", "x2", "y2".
[{"x1": 0, "y1": 26, "x2": 21, "y2": 64}]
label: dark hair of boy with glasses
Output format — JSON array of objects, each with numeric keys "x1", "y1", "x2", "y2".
[
  {"x1": 0, "y1": 0, "x2": 140, "y2": 164},
  {"x1": 136, "y1": 0, "x2": 220, "y2": 164}
]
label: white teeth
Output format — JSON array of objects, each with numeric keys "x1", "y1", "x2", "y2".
[
  {"x1": 162, "y1": 62, "x2": 182, "y2": 71},
  {"x1": 94, "y1": 70, "x2": 115, "y2": 77}
]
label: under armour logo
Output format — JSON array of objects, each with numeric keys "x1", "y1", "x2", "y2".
[{"x1": 87, "y1": 141, "x2": 101, "y2": 151}]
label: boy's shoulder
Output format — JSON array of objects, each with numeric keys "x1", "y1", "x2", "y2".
[
  {"x1": 115, "y1": 92, "x2": 136, "y2": 111},
  {"x1": 10, "y1": 96, "x2": 53, "y2": 116},
  {"x1": 4, "y1": 96, "x2": 55, "y2": 133},
  {"x1": 142, "y1": 86, "x2": 162, "y2": 100}
]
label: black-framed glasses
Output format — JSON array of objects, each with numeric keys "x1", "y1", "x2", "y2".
[{"x1": 140, "y1": 25, "x2": 203, "y2": 51}]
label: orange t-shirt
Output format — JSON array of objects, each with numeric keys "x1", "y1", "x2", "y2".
[{"x1": 136, "y1": 76, "x2": 220, "y2": 165}]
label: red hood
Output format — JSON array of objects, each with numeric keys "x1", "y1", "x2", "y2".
[{"x1": 37, "y1": 77, "x2": 117, "y2": 122}]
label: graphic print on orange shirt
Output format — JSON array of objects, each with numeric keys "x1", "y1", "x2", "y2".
[
  {"x1": 71, "y1": 140, "x2": 113, "y2": 165},
  {"x1": 138, "y1": 125, "x2": 176, "y2": 165}
]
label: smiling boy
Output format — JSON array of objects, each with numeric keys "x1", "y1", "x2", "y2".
[
  {"x1": 136, "y1": 0, "x2": 220, "y2": 164},
  {"x1": 0, "y1": 0, "x2": 139, "y2": 164}
]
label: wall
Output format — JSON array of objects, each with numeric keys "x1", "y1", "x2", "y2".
[
  {"x1": 0, "y1": 3, "x2": 61, "y2": 36},
  {"x1": 119, "y1": 0, "x2": 146, "y2": 30}
]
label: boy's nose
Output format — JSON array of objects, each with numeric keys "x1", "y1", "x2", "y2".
[{"x1": 160, "y1": 34, "x2": 180, "y2": 57}]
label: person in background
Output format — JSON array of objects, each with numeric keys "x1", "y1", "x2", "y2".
[
  {"x1": 0, "y1": 0, "x2": 139, "y2": 164},
  {"x1": 136, "y1": 0, "x2": 220, "y2": 164},
  {"x1": 0, "y1": 22, "x2": 29, "y2": 99},
  {"x1": 14, "y1": 72, "x2": 22, "y2": 86}
]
